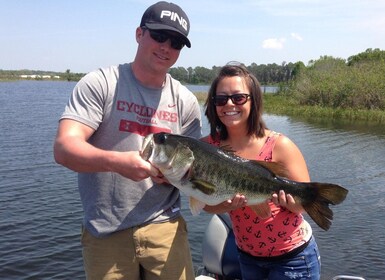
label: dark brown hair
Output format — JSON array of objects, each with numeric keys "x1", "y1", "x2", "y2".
[{"x1": 204, "y1": 62, "x2": 267, "y2": 140}]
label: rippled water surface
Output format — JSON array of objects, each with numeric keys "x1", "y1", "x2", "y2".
[{"x1": 1, "y1": 81, "x2": 384, "y2": 279}]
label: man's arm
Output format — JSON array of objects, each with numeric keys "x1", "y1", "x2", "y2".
[{"x1": 53, "y1": 119, "x2": 159, "y2": 181}]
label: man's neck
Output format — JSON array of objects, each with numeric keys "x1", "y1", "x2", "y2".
[{"x1": 131, "y1": 62, "x2": 167, "y2": 88}]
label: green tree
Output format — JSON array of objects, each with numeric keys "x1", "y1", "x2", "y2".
[
  {"x1": 169, "y1": 67, "x2": 189, "y2": 83},
  {"x1": 285, "y1": 55, "x2": 385, "y2": 110},
  {"x1": 192, "y1": 66, "x2": 212, "y2": 84},
  {"x1": 347, "y1": 48, "x2": 385, "y2": 66},
  {"x1": 65, "y1": 69, "x2": 72, "y2": 81}
]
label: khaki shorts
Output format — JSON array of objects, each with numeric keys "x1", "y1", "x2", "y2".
[{"x1": 81, "y1": 216, "x2": 195, "y2": 280}]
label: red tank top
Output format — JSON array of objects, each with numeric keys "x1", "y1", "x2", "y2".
[{"x1": 207, "y1": 132, "x2": 312, "y2": 257}]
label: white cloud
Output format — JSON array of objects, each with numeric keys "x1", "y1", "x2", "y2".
[
  {"x1": 291, "y1": 32, "x2": 303, "y2": 41},
  {"x1": 262, "y1": 38, "x2": 286, "y2": 49}
]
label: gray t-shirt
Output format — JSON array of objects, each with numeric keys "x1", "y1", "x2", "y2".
[{"x1": 61, "y1": 63, "x2": 202, "y2": 237}]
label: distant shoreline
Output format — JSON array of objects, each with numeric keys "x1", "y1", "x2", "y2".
[
  {"x1": 1, "y1": 79, "x2": 383, "y2": 124},
  {"x1": 0, "y1": 70, "x2": 85, "y2": 82}
]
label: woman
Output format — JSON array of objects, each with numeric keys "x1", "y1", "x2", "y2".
[{"x1": 202, "y1": 63, "x2": 321, "y2": 280}]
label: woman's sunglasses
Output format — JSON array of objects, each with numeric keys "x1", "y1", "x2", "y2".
[
  {"x1": 143, "y1": 27, "x2": 185, "y2": 50},
  {"x1": 212, "y1": 94, "x2": 251, "y2": 106}
]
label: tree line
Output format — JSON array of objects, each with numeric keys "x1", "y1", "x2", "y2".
[
  {"x1": 0, "y1": 69, "x2": 84, "y2": 81},
  {"x1": 1, "y1": 63, "x2": 295, "y2": 85},
  {"x1": 1, "y1": 48, "x2": 384, "y2": 111},
  {"x1": 169, "y1": 48, "x2": 385, "y2": 111},
  {"x1": 169, "y1": 62, "x2": 296, "y2": 85}
]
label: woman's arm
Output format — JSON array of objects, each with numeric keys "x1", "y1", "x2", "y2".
[{"x1": 271, "y1": 135, "x2": 310, "y2": 213}]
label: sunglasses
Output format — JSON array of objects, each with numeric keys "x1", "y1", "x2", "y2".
[
  {"x1": 143, "y1": 28, "x2": 185, "y2": 50},
  {"x1": 212, "y1": 94, "x2": 251, "y2": 106}
]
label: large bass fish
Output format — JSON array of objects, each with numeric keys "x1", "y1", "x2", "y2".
[{"x1": 141, "y1": 132, "x2": 348, "y2": 231}]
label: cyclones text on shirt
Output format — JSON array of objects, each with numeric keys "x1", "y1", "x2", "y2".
[{"x1": 117, "y1": 99, "x2": 176, "y2": 136}]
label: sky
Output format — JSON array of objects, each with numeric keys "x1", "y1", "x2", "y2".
[{"x1": 1, "y1": 0, "x2": 385, "y2": 73}]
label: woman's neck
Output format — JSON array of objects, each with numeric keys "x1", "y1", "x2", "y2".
[{"x1": 224, "y1": 129, "x2": 269, "y2": 159}]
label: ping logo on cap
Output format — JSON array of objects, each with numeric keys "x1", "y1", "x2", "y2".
[{"x1": 160, "y1": 10, "x2": 188, "y2": 31}]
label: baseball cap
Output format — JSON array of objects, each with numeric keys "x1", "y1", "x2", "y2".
[{"x1": 140, "y1": 1, "x2": 191, "y2": 48}]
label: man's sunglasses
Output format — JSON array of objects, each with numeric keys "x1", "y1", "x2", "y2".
[
  {"x1": 143, "y1": 27, "x2": 185, "y2": 50},
  {"x1": 212, "y1": 94, "x2": 251, "y2": 106}
]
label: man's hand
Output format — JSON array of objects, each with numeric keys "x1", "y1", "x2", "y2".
[
  {"x1": 151, "y1": 173, "x2": 170, "y2": 184},
  {"x1": 112, "y1": 151, "x2": 160, "y2": 181}
]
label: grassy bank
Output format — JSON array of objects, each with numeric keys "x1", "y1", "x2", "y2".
[
  {"x1": 263, "y1": 94, "x2": 385, "y2": 123},
  {"x1": 194, "y1": 92, "x2": 208, "y2": 103},
  {"x1": 194, "y1": 92, "x2": 385, "y2": 124}
]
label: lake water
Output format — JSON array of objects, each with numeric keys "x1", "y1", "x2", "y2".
[{"x1": 1, "y1": 81, "x2": 384, "y2": 279}]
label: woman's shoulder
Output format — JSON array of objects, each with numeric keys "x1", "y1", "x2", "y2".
[
  {"x1": 272, "y1": 132, "x2": 309, "y2": 181},
  {"x1": 273, "y1": 132, "x2": 295, "y2": 149},
  {"x1": 271, "y1": 132, "x2": 304, "y2": 161}
]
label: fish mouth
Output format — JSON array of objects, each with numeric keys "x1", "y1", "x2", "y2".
[{"x1": 140, "y1": 134, "x2": 155, "y2": 160}]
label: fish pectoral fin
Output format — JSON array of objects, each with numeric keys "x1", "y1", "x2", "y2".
[
  {"x1": 189, "y1": 197, "x2": 206, "y2": 216},
  {"x1": 190, "y1": 179, "x2": 216, "y2": 195}
]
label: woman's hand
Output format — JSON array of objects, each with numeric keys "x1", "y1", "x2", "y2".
[
  {"x1": 224, "y1": 194, "x2": 248, "y2": 210},
  {"x1": 272, "y1": 190, "x2": 304, "y2": 214},
  {"x1": 204, "y1": 193, "x2": 247, "y2": 214}
]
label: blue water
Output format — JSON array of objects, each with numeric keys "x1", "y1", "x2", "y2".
[{"x1": 1, "y1": 81, "x2": 384, "y2": 279}]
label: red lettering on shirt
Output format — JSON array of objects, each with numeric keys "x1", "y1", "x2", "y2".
[
  {"x1": 116, "y1": 100, "x2": 178, "y2": 123},
  {"x1": 119, "y1": 120, "x2": 171, "y2": 136}
]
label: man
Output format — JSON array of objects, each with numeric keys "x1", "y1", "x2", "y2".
[{"x1": 53, "y1": 2, "x2": 201, "y2": 279}]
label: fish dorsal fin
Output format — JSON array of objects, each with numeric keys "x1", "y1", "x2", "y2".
[
  {"x1": 189, "y1": 197, "x2": 206, "y2": 216},
  {"x1": 249, "y1": 160, "x2": 289, "y2": 178},
  {"x1": 190, "y1": 179, "x2": 217, "y2": 195}
]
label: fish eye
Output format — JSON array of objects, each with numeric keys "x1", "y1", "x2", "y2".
[{"x1": 155, "y1": 132, "x2": 167, "y2": 144}]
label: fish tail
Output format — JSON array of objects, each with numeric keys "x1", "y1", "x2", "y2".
[{"x1": 301, "y1": 182, "x2": 348, "y2": 231}]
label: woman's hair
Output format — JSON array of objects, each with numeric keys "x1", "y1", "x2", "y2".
[{"x1": 204, "y1": 62, "x2": 267, "y2": 140}]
